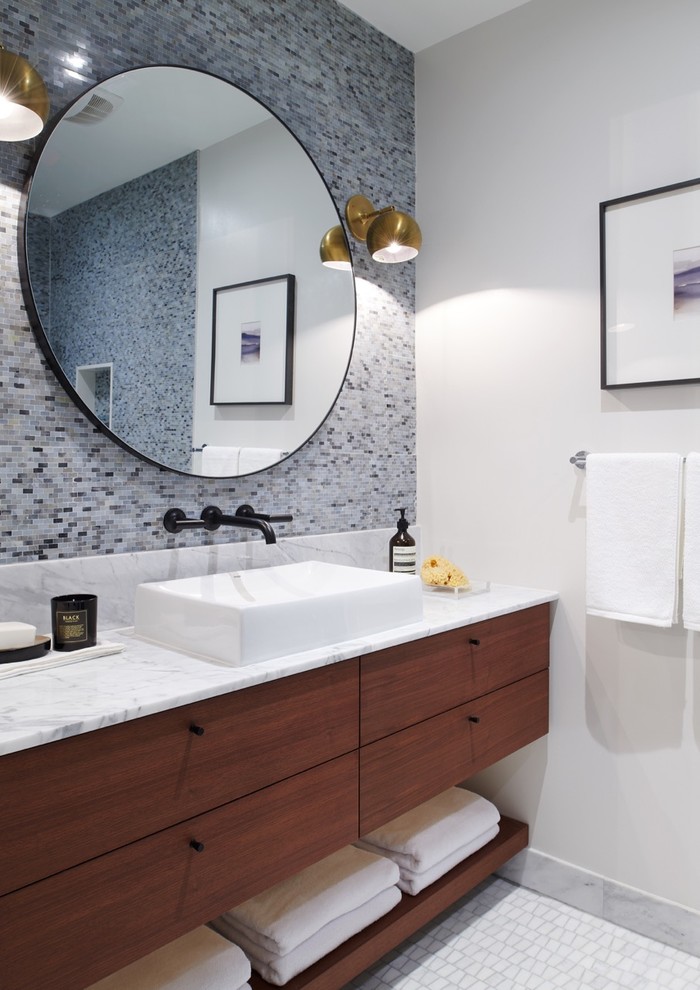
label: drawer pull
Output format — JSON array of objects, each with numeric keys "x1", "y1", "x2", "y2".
[
  {"x1": 189, "y1": 840, "x2": 205, "y2": 853},
  {"x1": 467, "y1": 715, "x2": 481, "y2": 723},
  {"x1": 189, "y1": 724, "x2": 205, "y2": 736},
  {"x1": 468, "y1": 638, "x2": 481, "y2": 646}
]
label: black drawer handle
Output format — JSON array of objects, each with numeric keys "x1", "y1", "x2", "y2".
[
  {"x1": 189, "y1": 724, "x2": 205, "y2": 736},
  {"x1": 189, "y1": 839, "x2": 205, "y2": 853},
  {"x1": 467, "y1": 715, "x2": 481, "y2": 724},
  {"x1": 468, "y1": 638, "x2": 480, "y2": 646}
]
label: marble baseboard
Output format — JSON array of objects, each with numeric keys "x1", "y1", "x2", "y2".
[
  {"x1": 498, "y1": 848, "x2": 700, "y2": 957},
  {"x1": 0, "y1": 527, "x2": 420, "y2": 634}
]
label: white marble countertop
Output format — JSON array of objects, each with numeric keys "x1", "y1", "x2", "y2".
[{"x1": 0, "y1": 583, "x2": 556, "y2": 757}]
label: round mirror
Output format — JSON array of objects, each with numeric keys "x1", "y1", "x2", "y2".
[{"x1": 20, "y1": 66, "x2": 355, "y2": 477}]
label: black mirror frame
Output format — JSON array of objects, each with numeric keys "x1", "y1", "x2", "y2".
[{"x1": 18, "y1": 63, "x2": 356, "y2": 478}]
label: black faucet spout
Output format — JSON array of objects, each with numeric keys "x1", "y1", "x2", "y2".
[
  {"x1": 164, "y1": 504, "x2": 292, "y2": 543},
  {"x1": 200, "y1": 505, "x2": 284, "y2": 544}
]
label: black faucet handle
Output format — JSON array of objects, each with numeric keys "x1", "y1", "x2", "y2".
[
  {"x1": 199, "y1": 506, "x2": 225, "y2": 531},
  {"x1": 164, "y1": 508, "x2": 213, "y2": 534},
  {"x1": 235, "y1": 504, "x2": 293, "y2": 523}
]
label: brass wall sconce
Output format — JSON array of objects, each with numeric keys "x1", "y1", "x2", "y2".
[
  {"x1": 319, "y1": 224, "x2": 352, "y2": 270},
  {"x1": 320, "y1": 193, "x2": 422, "y2": 268},
  {"x1": 0, "y1": 45, "x2": 49, "y2": 141},
  {"x1": 347, "y1": 193, "x2": 421, "y2": 263}
]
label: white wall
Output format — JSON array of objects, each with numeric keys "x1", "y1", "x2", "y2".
[
  {"x1": 416, "y1": 0, "x2": 700, "y2": 911},
  {"x1": 193, "y1": 119, "x2": 354, "y2": 459}
]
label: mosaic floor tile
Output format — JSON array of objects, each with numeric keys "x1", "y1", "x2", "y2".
[{"x1": 346, "y1": 878, "x2": 700, "y2": 990}]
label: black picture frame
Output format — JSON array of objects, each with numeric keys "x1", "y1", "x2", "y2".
[
  {"x1": 600, "y1": 176, "x2": 700, "y2": 389},
  {"x1": 211, "y1": 273, "x2": 295, "y2": 405}
]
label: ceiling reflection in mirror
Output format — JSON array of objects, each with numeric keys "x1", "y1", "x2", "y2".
[{"x1": 22, "y1": 66, "x2": 355, "y2": 477}]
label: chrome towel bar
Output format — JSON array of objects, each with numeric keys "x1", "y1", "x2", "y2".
[{"x1": 570, "y1": 451, "x2": 686, "y2": 469}]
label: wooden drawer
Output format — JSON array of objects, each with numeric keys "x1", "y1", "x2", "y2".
[
  {"x1": 0, "y1": 752, "x2": 358, "y2": 990},
  {"x1": 360, "y1": 704, "x2": 474, "y2": 834},
  {"x1": 360, "y1": 604, "x2": 549, "y2": 744},
  {"x1": 0, "y1": 660, "x2": 358, "y2": 897},
  {"x1": 359, "y1": 669, "x2": 549, "y2": 835},
  {"x1": 463, "y1": 668, "x2": 549, "y2": 776}
]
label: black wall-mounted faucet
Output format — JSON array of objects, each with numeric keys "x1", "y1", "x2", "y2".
[{"x1": 163, "y1": 504, "x2": 292, "y2": 544}]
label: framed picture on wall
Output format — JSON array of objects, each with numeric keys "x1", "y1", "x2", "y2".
[
  {"x1": 210, "y1": 274, "x2": 295, "y2": 405},
  {"x1": 600, "y1": 176, "x2": 700, "y2": 388}
]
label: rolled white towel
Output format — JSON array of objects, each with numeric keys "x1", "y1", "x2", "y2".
[
  {"x1": 356, "y1": 788, "x2": 500, "y2": 874},
  {"x1": 395, "y1": 823, "x2": 500, "y2": 895},
  {"x1": 86, "y1": 927, "x2": 251, "y2": 990},
  {"x1": 211, "y1": 885, "x2": 401, "y2": 987},
  {"x1": 215, "y1": 845, "x2": 398, "y2": 957}
]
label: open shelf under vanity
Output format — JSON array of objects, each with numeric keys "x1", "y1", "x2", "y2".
[{"x1": 250, "y1": 817, "x2": 528, "y2": 990}]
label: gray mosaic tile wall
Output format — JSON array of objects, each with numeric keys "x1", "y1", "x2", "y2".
[
  {"x1": 27, "y1": 153, "x2": 198, "y2": 473},
  {"x1": 0, "y1": 0, "x2": 416, "y2": 563}
]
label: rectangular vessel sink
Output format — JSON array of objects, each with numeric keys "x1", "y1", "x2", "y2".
[{"x1": 134, "y1": 561, "x2": 423, "y2": 666}]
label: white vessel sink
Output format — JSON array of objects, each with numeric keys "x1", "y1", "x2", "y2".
[{"x1": 133, "y1": 561, "x2": 423, "y2": 666}]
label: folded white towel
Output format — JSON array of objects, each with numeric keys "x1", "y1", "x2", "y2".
[
  {"x1": 356, "y1": 788, "x2": 500, "y2": 874},
  {"x1": 0, "y1": 641, "x2": 126, "y2": 681},
  {"x1": 238, "y1": 447, "x2": 283, "y2": 473},
  {"x1": 217, "y1": 845, "x2": 398, "y2": 957},
  {"x1": 585, "y1": 453, "x2": 682, "y2": 627},
  {"x1": 683, "y1": 453, "x2": 700, "y2": 630},
  {"x1": 211, "y1": 886, "x2": 401, "y2": 987},
  {"x1": 201, "y1": 445, "x2": 241, "y2": 476},
  {"x1": 86, "y1": 927, "x2": 251, "y2": 990},
  {"x1": 396, "y1": 823, "x2": 500, "y2": 895}
]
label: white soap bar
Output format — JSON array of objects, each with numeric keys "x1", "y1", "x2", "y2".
[{"x1": 0, "y1": 621, "x2": 37, "y2": 650}]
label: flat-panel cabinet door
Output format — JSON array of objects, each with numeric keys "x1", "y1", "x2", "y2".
[
  {"x1": 0, "y1": 754, "x2": 358, "y2": 990},
  {"x1": 0, "y1": 660, "x2": 358, "y2": 897},
  {"x1": 463, "y1": 669, "x2": 549, "y2": 776},
  {"x1": 360, "y1": 605, "x2": 549, "y2": 745},
  {"x1": 359, "y1": 706, "x2": 474, "y2": 834},
  {"x1": 359, "y1": 669, "x2": 549, "y2": 836}
]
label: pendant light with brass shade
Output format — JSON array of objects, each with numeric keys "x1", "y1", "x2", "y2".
[
  {"x1": 0, "y1": 45, "x2": 49, "y2": 141},
  {"x1": 345, "y1": 193, "x2": 421, "y2": 263}
]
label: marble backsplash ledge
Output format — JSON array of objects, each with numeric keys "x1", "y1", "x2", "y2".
[{"x1": 0, "y1": 527, "x2": 421, "y2": 634}]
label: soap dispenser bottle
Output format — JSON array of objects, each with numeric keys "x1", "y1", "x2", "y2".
[{"x1": 389, "y1": 508, "x2": 416, "y2": 574}]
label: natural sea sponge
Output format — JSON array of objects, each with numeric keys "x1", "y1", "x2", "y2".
[{"x1": 420, "y1": 555, "x2": 470, "y2": 588}]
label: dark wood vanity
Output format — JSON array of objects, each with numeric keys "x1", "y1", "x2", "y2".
[{"x1": 0, "y1": 603, "x2": 549, "y2": 990}]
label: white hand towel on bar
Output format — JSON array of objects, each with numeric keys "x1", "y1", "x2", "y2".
[
  {"x1": 238, "y1": 447, "x2": 283, "y2": 473},
  {"x1": 585, "y1": 452, "x2": 682, "y2": 627},
  {"x1": 216, "y1": 845, "x2": 398, "y2": 957},
  {"x1": 210, "y1": 886, "x2": 401, "y2": 987},
  {"x1": 201, "y1": 445, "x2": 241, "y2": 476},
  {"x1": 682, "y1": 452, "x2": 700, "y2": 630},
  {"x1": 86, "y1": 926, "x2": 251, "y2": 990}
]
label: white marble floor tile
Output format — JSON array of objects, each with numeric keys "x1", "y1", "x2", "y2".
[{"x1": 346, "y1": 878, "x2": 700, "y2": 990}]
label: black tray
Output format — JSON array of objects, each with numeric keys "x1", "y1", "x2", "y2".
[{"x1": 0, "y1": 635, "x2": 51, "y2": 664}]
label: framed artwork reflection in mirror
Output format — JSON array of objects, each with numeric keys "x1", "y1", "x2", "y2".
[{"x1": 210, "y1": 274, "x2": 295, "y2": 405}]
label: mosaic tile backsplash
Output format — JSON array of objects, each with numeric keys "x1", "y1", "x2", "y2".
[
  {"x1": 0, "y1": 0, "x2": 417, "y2": 564},
  {"x1": 27, "y1": 153, "x2": 198, "y2": 473}
]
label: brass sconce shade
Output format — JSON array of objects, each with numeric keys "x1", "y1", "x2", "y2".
[
  {"x1": 0, "y1": 46, "x2": 49, "y2": 141},
  {"x1": 319, "y1": 224, "x2": 352, "y2": 270},
  {"x1": 345, "y1": 193, "x2": 421, "y2": 264}
]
